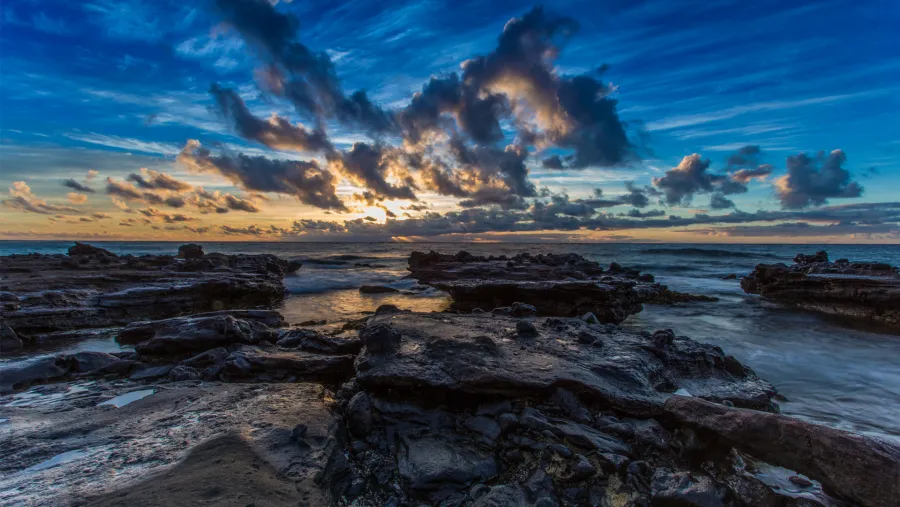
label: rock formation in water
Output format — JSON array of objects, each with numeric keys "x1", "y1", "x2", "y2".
[
  {"x1": 742, "y1": 250, "x2": 900, "y2": 332},
  {"x1": 0, "y1": 243, "x2": 301, "y2": 348}
]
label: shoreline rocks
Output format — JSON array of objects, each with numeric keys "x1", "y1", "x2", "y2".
[
  {"x1": 742, "y1": 250, "x2": 900, "y2": 332},
  {"x1": 0, "y1": 243, "x2": 301, "y2": 347}
]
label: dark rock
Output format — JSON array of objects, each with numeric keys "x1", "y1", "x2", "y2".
[
  {"x1": 277, "y1": 328, "x2": 362, "y2": 355},
  {"x1": 553, "y1": 420, "x2": 632, "y2": 455},
  {"x1": 359, "y1": 285, "x2": 400, "y2": 294},
  {"x1": 121, "y1": 312, "x2": 282, "y2": 355},
  {"x1": 472, "y1": 485, "x2": 527, "y2": 506},
  {"x1": 571, "y1": 454, "x2": 596, "y2": 481},
  {"x1": 497, "y1": 413, "x2": 518, "y2": 432},
  {"x1": 464, "y1": 416, "x2": 501, "y2": 444},
  {"x1": 722, "y1": 274, "x2": 738, "y2": 280},
  {"x1": 549, "y1": 443, "x2": 573, "y2": 458},
  {"x1": 0, "y1": 356, "x2": 69, "y2": 393},
  {"x1": 223, "y1": 347, "x2": 354, "y2": 381},
  {"x1": 476, "y1": 400, "x2": 513, "y2": 417},
  {"x1": 510, "y1": 302, "x2": 537, "y2": 317},
  {"x1": 358, "y1": 323, "x2": 402, "y2": 354},
  {"x1": 397, "y1": 435, "x2": 498, "y2": 503},
  {"x1": 69, "y1": 351, "x2": 121, "y2": 373},
  {"x1": 355, "y1": 312, "x2": 774, "y2": 417},
  {"x1": 524, "y1": 468, "x2": 557, "y2": 505},
  {"x1": 742, "y1": 252, "x2": 900, "y2": 332},
  {"x1": 176, "y1": 243, "x2": 204, "y2": 259},
  {"x1": 68, "y1": 242, "x2": 117, "y2": 258},
  {"x1": 516, "y1": 320, "x2": 538, "y2": 337},
  {"x1": 651, "y1": 468, "x2": 725, "y2": 507},
  {"x1": 345, "y1": 392, "x2": 374, "y2": 438},
  {"x1": 129, "y1": 364, "x2": 174, "y2": 380},
  {"x1": 168, "y1": 365, "x2": 201, "y2": 381},
  {"x1": 286, "y1": 260, "x2": 303, "y2": 273},
  {"x1": 1, "y1": 323, "x2": 23, "y2": 351},
  {"x1": 550, "y1": 387, "x2": 592, "y2": 424},
  {"x1": 665, "y1": 396, "x2": 900, "y2": 507}
]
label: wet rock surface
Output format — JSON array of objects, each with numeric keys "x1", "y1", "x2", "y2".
[
  {"x1": 0, "y1": 243, "x2": 300, "y2": 345},
  {"x1": 742, "y1": 250, "x2": 900, "y2": 332},
  {"x1": 2, "y1": 246, "x2": 896, "y2": 506}
]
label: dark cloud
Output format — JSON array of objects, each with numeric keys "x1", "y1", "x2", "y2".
[
  {"x1": 220, "y1": 194, "x2": 261, "y2": 213},
  {"x1": 209, "y1": 84, "x2": 334, "y2": 153},
  {"x1": 178, "y1": 140, "x2": 346, "y2": 211},
  {"x1": 776, "y1": 149, "x2": 863, "y2": 209},
  {"x1": 105, "y1": 177, "x2": 144, "y2": 200},
  {"x1": 731, "y1": 164, "x2": 774, "y2": 184},
  {"x1": 62, "y1": 179, "x2": 96, "y2": 193},
  {"x1": 331, "y1": 143, "x2": 416, "y2": 201},
  {"x1": 126, "y1": 169, "x2": 192, "y2": 192},
  {"x1": 709, "y1": 193, "x2": 736, "y2": 209},
  {"x1": 623, "y1": 208, "x2": 665, "y2": 218},
  {"x1": 137, "y1": 207, "x2": 198, "y2": 223},
  {"x1": 214, "y1": 0, "x2": 395, "y2": 134},
  {"x1": 653, "y1": 154, "x2": 747, "y2": 206},
  {"x1": 726, "y1": 145, "x2": 762, "y2": 169},
  {"x1": 541, "y1": 155, "x2": 565, "y2": 169}
]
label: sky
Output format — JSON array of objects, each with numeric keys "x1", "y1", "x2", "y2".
[{"x1": 1, "y1": 0, "x2": 899, "y2": 243}]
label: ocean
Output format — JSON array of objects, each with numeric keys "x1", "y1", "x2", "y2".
[{"x1": 2, "y1": 241, "x2": 899, "y2": 443}]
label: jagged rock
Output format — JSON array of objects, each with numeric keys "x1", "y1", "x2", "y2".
[
  {"x1": 1, "y1": 323, "x2": 22, "y2": 351},
  {"x1": 359, "y1": 322, "x2": 402, "y2": 353},
  {"x1": 69, "y1": 351, "x2": 121, "y2": 373},
  {"x1": 168, "y1": 365, "x2": 201, "y2": 381},
  {"x1": 130, "y1": 364, "x2": 174, "y2": 380},
  {"x1": 510, "y1": 302, "x2": 537, "y2": 317},
  {"x1": 176, "y1": 243, "x2": 204, "y2": 259},
  {"x1": 742, "y1": 252, "x2": 900, "y2": 332},
  {"x1": 346, "y1": 392, "x2": 375, "y2": 438},
  {"x1": 355, "y1": 312, "x2": 774, "y2": 417},
  {"x1": 0, "y1": 356, "x2": 69, "y2": 394},
  {"x1": 119, "y1": 311, "x2": 282, "y2": 355},
  {"x1": 665, "y1": 396, "x2": 900, "y2": 507},
  {"x1": 276, "y1": 328, "x2": 362, "y2": 354}
]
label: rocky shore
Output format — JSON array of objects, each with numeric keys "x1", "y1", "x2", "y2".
[
  {"x1": 742, "y1": 250, "x2": 900, "y2": 333},
  {"x1": 1, "y1": 244, "x2": 897, "y2": 506}
]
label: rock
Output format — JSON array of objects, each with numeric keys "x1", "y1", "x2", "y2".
[
  {"x1": 472, "y1": 485, "x2": 526, "y2": 506},
  {"x1": 571, "y1": 454, "x2": 596, "y2": 481},
  {"x1": 345, "y1": 392, "x2": 374, "y2": 438},
  {"x1": 276, "y1": 329, "x2": 362, "y2": 355},
  {"x1": 359, "y1": 285, "x2": 400, "y2": 294},
  {"x1": 665, "y1": 396, "x2": 900, "y2": 507},
  {"x1": 69, "y1": 351, "x2": 121, "y2": 373},
  {"x1": 397, "y1": 435, "x2": 498, "y2": 503},
  {"x1": 223, "y1": 347, "x2": 354, "y2": 381},
  {"x1": 355, "y1": 312, "x2": 774, "y2": 417},
  {"x1": 121, "y1": 312, "x2": 281, "y2": 356},
  {"x1": 476, "y1": 400, "x2": 513, "y2": 417},
  {"x1": 1, "y1": 249, "x2": 295, "y2": 341},
  {"x1": 651, "y1": 468, "x2": 725, "y2": 507},
  {"x1": 168, "y1": 365, "x2": 201, "y2": 381},
  {"x1": 430, "y1": 279, "x2": 643, "y2": 321},
  {"x1": 550, "y1": 387, "x2": 592, "y2": 423},
  {"x1": 524, "y1": 468, "x2": 558, "y2": 505},
  {"x1": 722, "y1": 274, "x2": 738, "y2": 280},
  {"x1": 510, "y1": 302, "x2": 537, "y2": 317},
  {"x1": 515, "y1": 320, "x2": 538, "y2": 337},
  {"x1": 129, "y1": 364, "x2": 174, "y2": 380},
  {"x1": 286, "y1": 260, "x2": 303, "y2": 273},
  {"x1": 1, "y1": 323, "x2": 23, "y2": 351},
  {"x1": 68, "y1": 242, "x2": 117, "y2": 258},
  {"x1": 176, "y1": 243, "x2": 204, "y2": 259},
  {"x1": 358, "y1": 323, "x2": 402, "y2": 354},
  {"x1": 0, "y1": 356, "x2": 69, "y2": 393},
  {"x1": 464, "y1": 416, "x2": 501, "y2": 445},
  {"x1": 553, "y1": 420, "x2": 632, "y2": 455},
  {"x1": 181, "y1": 347, "x2": 229, "y2": 367},
  {"x1": 742, "y1": 252, "x2": 900, "y2": 332}
]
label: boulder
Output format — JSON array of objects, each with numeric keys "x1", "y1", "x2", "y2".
[
  {"x1": 120, "y1": 311, "x2": 282, "y2": 355},
  {"x1": 176, "y1": 243, "x2": 204, "y2": 259},
  {"x1": 397, "y1": 434, "x2": 498, "y2": 503},
  {"x1": 276, "y1": 329, "x2": 362, "y2": 355},
  {"x1": 222, "y1": 347, "x2": 354, "y2": 381},
  {"x1": 67, "y1": 242, "x2": 117, "y2": 258},
  {"x1": 664, "y1": 396, "x2": 900, "y2": 507}
]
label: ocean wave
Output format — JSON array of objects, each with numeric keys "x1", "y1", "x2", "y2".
[
  {"x1": 284, "y1": 270, "x2": 405, "y2": 294},
  {"x1": 297, "y1": 254, "x2": 403, "y2": 266},
  {"x1": 640, "y1": 247, "x2": 779, "y2": 259}
]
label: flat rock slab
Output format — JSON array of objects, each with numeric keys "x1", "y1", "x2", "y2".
[
  {"x1": 0, "y1": 382, "x2": 335, "y2": 507},
  {"x1": 742, "y1": 253, "x2": 900, "y2": 332},
  {"x1": 0, "y1": 248, "x2": 296, "y2": 342},
  {"x1": 118, "y1": 311, "x2": 283, "y2": 355},
  {"x1": 432, "y1": 279, "x2": 643, "y2": 321},
  {"x1": 355, "y1": 312, "x2": 774, "y2": 416}
]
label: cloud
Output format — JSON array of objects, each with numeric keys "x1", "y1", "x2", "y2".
[
  {"x1": 775, "y1": 149, "x2": 863, "y2": 209},
  {"x1": 62, "y1": 179, "x2": 96, "y2": 193},
  {"x1": 67, "y1": 192, "x2": 88, "y2": 204},
  {"x1": 138, "y1": 207, "x2": 198, "y2": 223},
  {"x1": 126, "y1": 168, "x2": 193, "y2": 191},
  {"x1": 177, "y1": 140, "x2": 346, "y2": 210},
  {"x1": 652, "y1": 154, "x2": 747, "y2": 206},
  {"x1": 731, "y1": 165, "x2": 774, "y2": 184},
  {"x1": 330, "y1": 143, "x2": 416, "y2": 200},
  {"x1": 709, "y1": 193, "x2": 735, "y2": 209},
  {"x1": 4, "y1": 181, "x2": 83, "y2": 215},
  {"x1": 209, "y1": 84, "x2": 334, "y2": 153},
  {"x1": 105, "y1": 177, "x2": 144, "y2": 200}
]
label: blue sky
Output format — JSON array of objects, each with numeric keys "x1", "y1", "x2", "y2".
[{"x1": 1, "y1": 0, "x2": 898, "y2": 242}]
